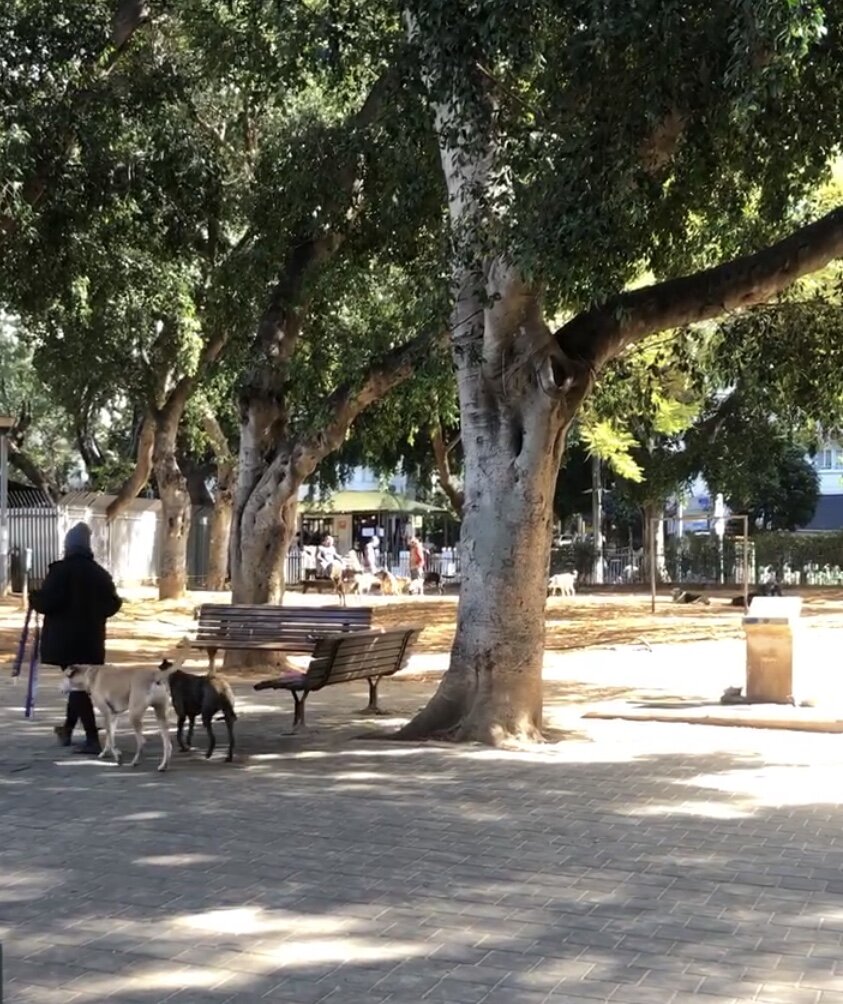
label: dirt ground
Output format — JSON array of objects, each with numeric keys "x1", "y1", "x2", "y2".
[{"x1": 3, "y1": 585, "x2": 843, "y2": 670}]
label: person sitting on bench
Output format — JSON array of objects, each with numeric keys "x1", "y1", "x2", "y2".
[{"x1": 315, "y1": 535, "x2": 339, "y2": 578}]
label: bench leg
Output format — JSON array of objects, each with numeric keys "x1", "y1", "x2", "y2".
[
  {"x1": 291, "y1": 690, "x2": 307, "y2": 728},
  {"x1": 360, "y1": 676, "x2": 389, "y2": 716},
  {"x1": 207, "y1": 648, "x2": 218, "y2": 674}
]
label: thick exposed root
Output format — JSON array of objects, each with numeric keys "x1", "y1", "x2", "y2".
[{"x1": 393, "y1": 691, "x2": 465, "y2": 740}]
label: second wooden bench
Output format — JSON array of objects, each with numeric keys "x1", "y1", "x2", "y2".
[
  {"x1": 190, "y1": 604, "x2": 373, "y2": 671},
  {"x1": 253, "y1": 626, "x2": 421, "y2": 726}
]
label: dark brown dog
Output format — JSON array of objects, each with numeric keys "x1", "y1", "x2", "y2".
[{"x1": 164, "y1": 660, "x2": 237, "y2": 762}]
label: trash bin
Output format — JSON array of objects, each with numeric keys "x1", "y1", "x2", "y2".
[{"x1": 742, "y1": 596, "x2": 802, "y2": 703}]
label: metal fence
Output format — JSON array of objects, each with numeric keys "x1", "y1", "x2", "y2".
[{"x1": 8, "y1": 507, "x2": 60, "y2": 588}]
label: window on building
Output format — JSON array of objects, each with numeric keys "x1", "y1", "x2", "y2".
[{"x1": 816, "y1": 449, "x2": 834, "y2": 470}]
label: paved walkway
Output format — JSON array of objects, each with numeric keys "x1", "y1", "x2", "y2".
[{"x1": 2, "y1": 664, "x2": 843, "y2": 1004}]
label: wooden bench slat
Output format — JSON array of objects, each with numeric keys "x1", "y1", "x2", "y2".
[
  {"x1": 253, "y1": 627, "x2": 422, "y2": 727},
  {"x1": 190, "y1": 604, "x2": 374, "y2": 664}
]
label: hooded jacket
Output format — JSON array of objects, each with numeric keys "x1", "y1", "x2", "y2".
[{"x1": 30, "y1": 524, "x2": 123, "y2": 666}]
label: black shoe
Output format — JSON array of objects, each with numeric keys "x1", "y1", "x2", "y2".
[
  {"x1": 54, "y1": 725, "x2": 72, "y2": 747},
  {"x1": 73, "y1": 741, "x2": 102, "y2": 756}
]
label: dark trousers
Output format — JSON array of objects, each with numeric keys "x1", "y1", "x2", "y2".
[{"x1": 64, "y1": 691, "x2": 98, "y2": 741}]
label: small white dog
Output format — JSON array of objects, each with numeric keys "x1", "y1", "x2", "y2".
[
  {"x1": 548, "y1": 570, "x2": 578, "y2": 597},
  {"x1": 64, "y1": 657, "x2": 182, "y2": 772}
]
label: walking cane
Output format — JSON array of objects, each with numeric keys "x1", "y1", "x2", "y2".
[{"x1": 11, "y1": 605, "x2": 32, "y2": 680}]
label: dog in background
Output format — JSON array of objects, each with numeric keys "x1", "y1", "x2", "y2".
[
  {"x1": 166, "y1": 659, "x2": 237, "y2": 762},
  {"x1": 729, "y1": 580, "x2": 783, "y2": 606},
  {"x1": 548, "y1": 570, "x2": 578, "y2": 597},
  {"x1": 423, "y1": 570, "x2": 443, "y2": 594},
  {"x1": 65, "y1": 659, "x2": 177, "y2": 771},
  {"x1": 375, "y1": 569, "x2": 399, "y2": 595},
  {"x1": 671, "y1": 588, "x2": 711, "y2": 605}
]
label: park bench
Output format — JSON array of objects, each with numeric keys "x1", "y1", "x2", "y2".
[
  {"x1": 253, "y1": 626, "x2": 421, "y2": 727},
  {"x1": 300, "y1": 569, "x2": 340, "y2": 595},
  {"x1": 190, "y1": 604, "x2": 373, "y2": 671}
]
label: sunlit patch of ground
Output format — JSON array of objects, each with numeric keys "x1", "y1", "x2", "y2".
[{"x1": 4, "y1": 586, "x2": 843, "y2": 672}]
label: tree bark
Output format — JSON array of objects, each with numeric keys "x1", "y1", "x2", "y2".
[
  {"x1": 641, "y1": 502, "x2": 668, "y2": 584},
  {"x1": 202, "y1": 410, "x2": 236, "y2": 592},
  {"x1": 231, "y1": 483, "x2": 298, "y2": 605},
  {"x1": 153, "y1": 418, "x2": 191, "y2": 601},
  {"x1": 429, "y1": 420, "x2": 464, "y2": 515},
  {"x1": 105, "y1": 414, "x2": 155, "y2": 520},
  {"x1": 232, "y1": 328, "x2": 440, "y2": 604},
  {"x1": 399, "y1": 269, "x2": 570, "y2": 744},
  {"x1": 207, "y1": 496, "x2": 233, "y2": 592}
]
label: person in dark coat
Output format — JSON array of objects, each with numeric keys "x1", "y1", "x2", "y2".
[{"x1": 30, "y1": 522, "x2": 123, "y2": 754}]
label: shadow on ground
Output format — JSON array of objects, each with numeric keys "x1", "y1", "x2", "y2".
[{"x1": 2, "y1": 669, "x2": 842, "y2": 1003}]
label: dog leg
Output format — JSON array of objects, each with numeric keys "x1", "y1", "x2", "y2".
[
  {"x1": 98, "y1": 708, "x2": 116, "y2": 763},
  {"x1": 202, "y1": 709, "x2": 217, "y2": 760},
  {"x1": 153, "y1": 702, "x2": 171, "y2": 772},
  {"x1": 176, "y1": 715, "x2": 189, "y2": 753},
  {"x1": 129, "y1": 710, "x2": 145, "y2": 768},
  {"x1": 223, "y1": 712, "x2": 235, "y2": 763},
  {"x1": 185, "y1": 716, "x2": 196, "y2": 750}
]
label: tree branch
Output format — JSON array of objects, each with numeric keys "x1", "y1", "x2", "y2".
[
  {"x1": 251, "y1": 67, "x2": 396, "y2": 366},
  {"x1": 201, "y1": 406, "x2": 236, "y2": 504},
  {"x1": 111, "y1": 0, "x2": 150, "y2": 55},
  {"x1": 639, "y1": 109, "x2": 685, "y2": 174},
  {"x1": 159, "y1": 329, "x2": 228, "y2": 425},
  {"x1": 201, "y1": 409, "x2": 233, "y2": 465},
  {"x1": 105, "y1": 412, "x2": 155, "y2": 520},
  {"x1": 556, "y1": 205, "x2": 843, "y2": 371},
  {"x1": 7, "y1": 444, "x2": 60, "y2": 501},
  {"x1": 430, "y1": 419, "x2": 464, "y2": 514},
  {"x1": 292, "y1": 327, "x2": 448, "y2": 476}
]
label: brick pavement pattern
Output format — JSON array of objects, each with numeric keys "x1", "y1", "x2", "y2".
[{"x1": 1, "y1": 667, "x2": 843, "y2": 1004}]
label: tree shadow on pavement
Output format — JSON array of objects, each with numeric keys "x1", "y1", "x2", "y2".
[{"x1": 2, "y1": 671, "x2": 842, "y2": 1004}]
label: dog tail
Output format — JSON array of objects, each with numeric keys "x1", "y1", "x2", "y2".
[{"x1": 213, "y1": 676, "x2": 238, "y2": 721}]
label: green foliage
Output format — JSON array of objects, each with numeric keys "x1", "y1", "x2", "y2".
[
  {"x1": 1, "y1": 0, "x2": 447, "y2": 490},
  {"x1": 408, "y1": 0, "x2": 843, "y2": 307},
  {"x1": 0, "y1": 315, "x2": 77, "y2": 488},
  {"x1": 693, "y1": 413, "x2": 819, "y2": 531},
  {"x1": 753, "y1": 530, "x2": 843, "y2": 575}
]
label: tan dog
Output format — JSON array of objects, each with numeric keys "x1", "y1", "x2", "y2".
[
  {"x1": 375, "y1": 569, "x2": 399, "y2": 595},
  {"x1": 65, "y1": 641, "x2": 189, "y2": 771}
]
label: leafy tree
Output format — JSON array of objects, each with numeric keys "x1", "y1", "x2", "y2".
[
  {"x1": 0, "y1": 315, "x2": 77, "y2": 496},
  {"x1": 694, "y1": 413, "x2": 819, "y2": 532},
  {"x1": 398, "y1": 0, "x2": 843, "y2": 744}
]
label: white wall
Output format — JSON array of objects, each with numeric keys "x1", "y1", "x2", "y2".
[{"x1": 811, "y1": 442, "x2": 843, "y2": 497}]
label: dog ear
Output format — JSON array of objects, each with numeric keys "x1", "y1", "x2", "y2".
[{"x1": 160, "y1": 658, "x2": 174, "y2": 670}]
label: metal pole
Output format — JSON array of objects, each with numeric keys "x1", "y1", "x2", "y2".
[
  {"x1": 743, "y1": 515, "x2": 749, "y2": 611},
  {"x1": 591, "y1": 454, "x2": 604, "y2": 585},
  {"x1": 0, "y1": 433, "x2": 9, "y2": 597},
  {"x1": 650, "y1": 518, "x2": 657, "y2": 614}
]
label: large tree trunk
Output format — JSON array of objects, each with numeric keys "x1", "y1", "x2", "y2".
[
  {"x1": 202, "y1": 409, "x2": 236, "y2": 592},
  {"x1": 231, "y1": 475, "x2": 298, "y2": 605},
  {"x1": 206, "y1": 493, "x2": 233, "y2": 592},
  {"x1": 398, "y1": 273, "x2": 568, "y2": 744},
  {"x1": 642, "y1": 502, "x2": 668, "y2": 584},
  {"x1": 395, "y1": 35, "x2": 578, "y2": 745},
  {"x1": 153, "y1": 423, "x2": 191, "y2": 601}
]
